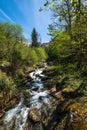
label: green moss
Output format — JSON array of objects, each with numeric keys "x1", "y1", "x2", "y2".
[
  {"x1": 0, "y1": 70, "x2": 16, "y2": 91},
  {"x1": 72, "y1": 123, "x2": 87, "y2": 130}
]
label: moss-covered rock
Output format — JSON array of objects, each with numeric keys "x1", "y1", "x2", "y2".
[{"x1": 66, "y1": 102, "x2": 87, "y2": 130}]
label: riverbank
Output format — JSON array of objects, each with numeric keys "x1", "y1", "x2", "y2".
[
  {"x1": 0, "y1": 62, "x2": 38, "y2": 120},
  {"x1": 43, "y1": 65, "x2": 87, "y2": 130}
]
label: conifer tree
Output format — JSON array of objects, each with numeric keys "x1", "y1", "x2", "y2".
[{"x1": 31, "y1": 28, "x2": 39, "y2": 47}]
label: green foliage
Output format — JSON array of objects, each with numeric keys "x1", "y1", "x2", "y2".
[
  {"x1": 0, "y1": 22, "x2": 24, "y2": 43},
  {"x1": 72, "y1": 15, "x2": 87, "y2": 42},
  {"x1": 46, "y1": 0, "x2": 87, "y2": 82},
  {"x1": 0, "y1": 77, "x2": 15, "y2": 90},
  {"x1": 44, "y1": 0, "x2": 87, "y2": 39},
  {"x1": 48, "y1": 33, "x2": 72, "y2": 63},
  {"x1": 28, "y1": 49, "x2": 38, "y2": 65},
  {"x1": 0, "y1": 22, "x2": 24, "y2": 62},
  {"x1": 48, "y1": 24, "x2": 62, "y2": 38},
  {"x1": 0, "y1": 71, "x2": 15, "y2": 91},
  {"x1": 47, "y1": 29, "x2": 87, "y2": 93},
  {"x1": 35, "y1": 47, "x2": 48, "y2": 62},
  {"x1": 0, "y1": 22, "x2": 48, "y2": 74}
]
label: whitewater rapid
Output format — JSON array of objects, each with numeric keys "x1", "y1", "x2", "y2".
[{"x1": 2, "y1": 64, "x2": 52, "y2": 130}]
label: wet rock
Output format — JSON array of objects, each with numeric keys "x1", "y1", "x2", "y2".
[
  {"x1": 28, "y1": 109, "x2": 40, "y2": 123},
  {"x1": 41, "y1": 76, "x2": 50, "y2": 82},
  {"x1": 25, "y1": 74, "x2": 33, "y2": 82},
  {"x1": 32, "y1": 87, "x2": 39, "y2": 91},
  {"x1": 35, "y1": 74, "x2": 45, "y2": 80},
  {"x1": 39, "y1": 96, "x2": 43, "y2": 101}
]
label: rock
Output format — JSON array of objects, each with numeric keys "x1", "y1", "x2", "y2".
[
  {"x1": 32, "y1": 87, "x2": 38, "y2": 91},
  {"x1": 0, "y1": 120, "x2": 4, "y2": 125},
  {"x1": 43, "y1": 68, "x2": 56, "y2": 77},
  {"x1": 35, "y1": 72, "x2": 45, "y2": 79},
  {"x1": 39, "y1": 96, "x2": 43, "y2": 101},
  {"x1": 25, "y1": 74, "x2": 33, "y2": 82},
  {"x1": 48, "y1": 85, "x2": 56, "y2": 94},
  {"x1": 28, "y1": 109, "x2": 40, "y2": 123},
  {"x1": 41, "y1": 76, "x2": 50, "y2": 82},
  {"x1": 36, "y1": 63, "x2": 44, "y2": 68},
  {"x1": 25, "y1": 122, "x2": 32, "y2": 130},
  {"x1": 44, "y1": 79, "x2": 54, "y2": 89},
  {"x1": 65, "y1": 102, "x2": 87, "y2": 130},
  {"x1": 48, "y1": 85, "x2": 63, "y2": 99},
  {"x1": 0, "y1": 110, "x2": 5, "y2": 118}
]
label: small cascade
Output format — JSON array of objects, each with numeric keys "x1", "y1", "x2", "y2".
[
  {"x1": 15, "y1": 107, "x2": 29, "y2": 130},
  {"x1": 4, "y1": 98, "x2": 24, "y2": 124},
  {"x1": 3, "y1": 98, "x2": 29, "y2": 130}
]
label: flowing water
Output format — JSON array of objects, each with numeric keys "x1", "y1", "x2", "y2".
[{"x1": 1, "y1": 64, "x2": 54, "y2": 130}]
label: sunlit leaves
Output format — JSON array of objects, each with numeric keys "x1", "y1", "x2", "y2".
[{"x1": 51, "y1": 2, "x2": 56, "y2": 9}]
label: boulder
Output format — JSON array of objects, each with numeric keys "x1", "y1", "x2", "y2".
[
  {"x1": 65, "y1": 102, "x2": 87, "y2": 130},
  {"x1": 28, "y1": 109, "x2": 40, "y2": 123}
]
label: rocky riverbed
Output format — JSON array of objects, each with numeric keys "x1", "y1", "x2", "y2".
[
  {"x1": 0, "y1": 64, "x2": 57, "y2": 130},
  {"x1": 0, "y1": 63, "x2": 87, "y2": 130}
]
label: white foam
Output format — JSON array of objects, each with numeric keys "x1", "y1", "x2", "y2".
[
  {"x1": 4, "y1": 98, "x2": 24, "y2": 123},
  {"x1": 31, "y1": 91, "x2": 48, "y2": 100},
  {"x1": 15, "y1": 107, "x2": 29, "y2": 130}
]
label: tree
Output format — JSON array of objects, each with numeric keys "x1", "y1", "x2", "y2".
[
  {"x1": 31, "y1": 28, "x2": 39, "y2": 47},
  {"x1": 44, "y1": 0, "x2": 87, "y2": 39},
  {"x1": 44, "y1": 0, "x2": 74, "y2": 37},
  {"x1": 45, "y1": 0, "x2": 87, "y2": 73},
  {"x1": 0, "y1": 22, "x2": 25, "y2": 61}
]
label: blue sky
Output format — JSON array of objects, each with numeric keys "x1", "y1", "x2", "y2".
[{"x1": 0, "y1": 0, "x2": 52, "y2": 42}]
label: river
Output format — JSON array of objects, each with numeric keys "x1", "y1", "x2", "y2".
[{"x1": 1, "y1": 64, "x2": 56, "y2": 130}]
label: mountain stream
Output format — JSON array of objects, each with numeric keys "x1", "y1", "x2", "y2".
[{"x1": 1, "y1": 64, "x2": 56, "y2": 130}]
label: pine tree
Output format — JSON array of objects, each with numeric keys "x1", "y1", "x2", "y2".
[{"x1": 31, "y1": 28, "x2": 39, "y2": 47}]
